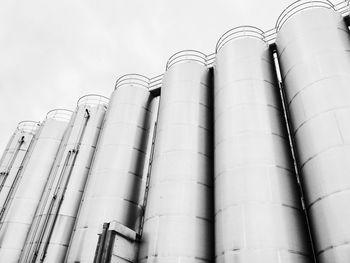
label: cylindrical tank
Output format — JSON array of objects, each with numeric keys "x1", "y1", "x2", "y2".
[
  {"x1": 138, "y1": 51, "x2": 214, "y2": 263},
  {"x1": 0, "y1": 109, "x2": 72, "y2": 263},
  {"x1": 0, "y1": 121, "x2": 39, "y2": 210},
  {"x1": 275, "y1": 1, "x2": 350, "y2": 262},
  {"x1": 65, "y1": 75, "x2": 156, "y2": 263},
  {"x1": 214, "y1": 26, "x2": 313, "y2": 263},
  {"x1": 19, "y1": 95, "x2": 108, "y2": 263}
]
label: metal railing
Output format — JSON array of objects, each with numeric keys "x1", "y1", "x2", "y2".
[
  {"x1": 166, "y1": 50, "x2": 208, "y2": 70},
  {"x1": 115, "y1": 74, "x2": 150, "y2": 90},
  {"x1": 46, "y1": 109, "x2": 73, "y2": 122},
  {"x1": 77, "y1": 94, "x2": 109, "y2": 107},
  {"x1": 276, "y1": 0, "x2": 335, "y2": 31},
  {"x1": 125, "y1": 0, "x2": 350, "y2": 94},
  {"x1": 17, "y1": 121, "x2": 40, "y2": 134},
  {"x1": 216, "y1": 26, "x2": 266, "y2": 53}
]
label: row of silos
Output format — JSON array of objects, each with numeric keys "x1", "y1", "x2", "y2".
[{"x1": 0, "y1": 1, "x2": 350, "y2": 263}]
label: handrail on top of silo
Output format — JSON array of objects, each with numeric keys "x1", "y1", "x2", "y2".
[
  {"x1": 46, "y1": 109, "x2": 73, "y2": 122},
  {"x1": 276, "y1": 0, "x2": 335, "y2": 31},
  {"x1": 166, "y1": 50, "x2": 207, "y2": 70},
  {"x1": 216, "y1": 26, "x2": 265, "y2": 53},
  {"x1": 115, "y1": 74, "x2": 150, "y2": 90},
  {"x1": 17, "y1": 121, "x2": 40, "y2": 134},
  {"x1": 77, "y1": 94, "x2": 109, "y2": 107}
]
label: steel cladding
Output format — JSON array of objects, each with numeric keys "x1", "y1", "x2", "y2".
[
  {"x1": 0, "y1": 111, "x2": 71, "y2": 262},
  {"x1": 20, "y1": 96, "x2": 108, "y2": 263},
  {"x1": 65, "y1": 77, "x2": 155, "y2": 262},
  {"x1": 138, "y1": 56, "x2": 214, "y2": 263},
  {"x1": 214, "y1": 29, "x2": 313, "y2": 263},
  {"x1": 276, "y1": 5, "x2": 350, "y2": 263}
]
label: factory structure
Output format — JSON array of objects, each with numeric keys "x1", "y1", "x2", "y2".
[{"x1": 1, "y1": 0, "x2": 350, "y2": 262}]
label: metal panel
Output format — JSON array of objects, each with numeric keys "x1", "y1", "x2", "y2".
[
  {"x1": 65, "y1": 75, "x2": 155, "y2": 263},
  {"x1": 138, "y1": 51, "x2": 214, "y2": 263},
  {"x1": 276, "y1": 4, "x2": 350, "y2": 263},
  {"x1": 0, "y1": 121, "x2": 38, "y2": 212},
  {"x1": 20, "y1": 95, "x2": 108, "y2": 263},
  {"x1": 214, "y1": 27, "x2": 313, "y2": 263},
  {"x1": 0, "y1": 110, "x2": 71, "y2": 263}
]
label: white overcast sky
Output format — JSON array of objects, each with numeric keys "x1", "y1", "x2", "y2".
[{"x1": 0, "y1": 0, "x2": 342, "y2": 152}]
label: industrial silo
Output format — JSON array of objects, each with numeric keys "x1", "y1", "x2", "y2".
[
  {"x1": 65, "y1": 75, "x2": 156, "y2": 263},
  {"x1": 19, "y1": 95, "x2": 108, "y2": 263},
  {"x1": 0, "y1": 121, "x2": 39, "y2": 212},
  {"x1": 0, "y1": 109, "x2": 72, "y2": 263},
  {"x1": 275, "y1": 1, "x2": 350, "y2": 262},
  {"x1": 214, "y1": 26, "x2": 313, "y2": 263},
  {"x1": 138, "y1": 51, "x2": 214, "y2": 263}
]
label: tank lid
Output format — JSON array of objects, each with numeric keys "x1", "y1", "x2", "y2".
[
  {"x1": 216, "y1": 26, "x2": 265, "y2": 53},
  {"x1": 17, "y1": 121, "x2": 40, "y2": 134},
  {"x1": 115, "y1": 74, "x2": 150, "y2": 90},
  {"x1": 46, "y1": 109, "x2": 73, "y2": 122},
  {"x1": 276, "y1": 0, "x2": 334, "y2": 31},
  {"x1": 166, "y1": 50, "x2": 208, "y2": 70},
  {"x1": 77, "y1": 94, "x2": 109, "y2": 107}
]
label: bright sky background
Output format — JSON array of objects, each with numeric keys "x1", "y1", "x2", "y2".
[{"x1": 0, "y1": 0, "x2": 341, "y2": 152}]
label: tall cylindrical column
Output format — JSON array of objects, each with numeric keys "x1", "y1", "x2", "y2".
[
  {"x1": 0, "y1": 109, "x2": 72, "y2": 263},
  {"x1": 138, "y1": 51, "x2": 214, "y2": 263},
  {"x1": 66, "y1": 75, "x2": 155, "y2": 263},
  {"x1": 0, "y1": 121, "x2": 39, "y2": 211},
  {"x1": 20, "y1": 95, "x2": 108, "y2": 263},
  {"x1": 214, "y1": 26, "x2": 313, "y2": 263},
  {"x1": 276, "y1": 2, "x2": 350, "y2": 262}
]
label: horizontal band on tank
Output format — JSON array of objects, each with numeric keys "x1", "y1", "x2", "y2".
[
  {"x1": 317, "y1": 240, "x2": 350, "y2": 256},
  {"x1": 276, "y1": 0, "x2": 335, "y2": 31},
  {"x1": 286, "y1": 74, "x2": 350, "y2": 107},
  {"x1": 215, "y1": 165, "x2": 295, "y2": 180},
  {"x1": 156, "y1": 123, "x2": 211, "y2": 133},
  {"x1": 77, "y1": 94, "x2": 109, "y2": 107},
  {"x1": 115, "y1": 73, "x2": 150, "y2": 90},
  {"x1": 166, "y1": 50, "x2": 210, "y2": 70},
  {"x1": 45, "y1": 109, "x2": 73, "y2": 122},
  {"x1": 214, "y1": 79, "x2": 276, "y2": 94},
  {"x1": 307, "y1": 188, "x2": 350, "y2": 209},
  {"x1": 214, "y1": 202, "x2": 303, "y2": 217},
  {"x1": 300, "y1": 143, "x2": 350, "y2": 170},
  {"x1": 214, "y1": 104, "x2": 284, "y2": 120},
  {"x1": 148, "y1": 179, "x2": 212, "y2": 189},
  {"x1": 215, "y1": 131, "x2": 290, "y2": 147},
  {"x1": 139, "y1": 255, "x2": 212, "y2": 263},
  {"x1": 293, "y1": 105, "x2": 350, "y2": 136},
  {"x1": 216, "y1": 26, "x2": 266, "y2": 53},
  {"x1": 153, "y1": 149, "x2": 212, "y2": 159},
  {"x1": 216, "y1": 247, "x2": 312, "y2": 258},
  {"x1": 144, "y1": 214, "x2": 214, "y2": 224},
  {"x1": 17, "y1": 121, "x2": 40, "y2": 134}
]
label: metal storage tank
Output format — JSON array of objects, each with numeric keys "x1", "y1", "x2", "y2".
[
  {"x1": 0, "y1": 109, "x2": 72, "y2": 263},
  {"x1": 275, "y1": 1, "x2": 350, "y2": 262},
  {"x1": 0, "y1": 121, "x2": 38, "y2": 184},
  {"x1": 65, "y1": 75, "x2": 156, "y2": 263},
  {"x1": 138, "y1": 51, "x2": 214, "y2": 263},
  {"x1": 214, "y1": 26, "x2": 313, "y2": 263},
  {"x1": 19, "y1": 95, "x2": 108, "y2": 263},
  {"x1": 0, "y1": 121, "x2": 39, "y2": 211}
]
